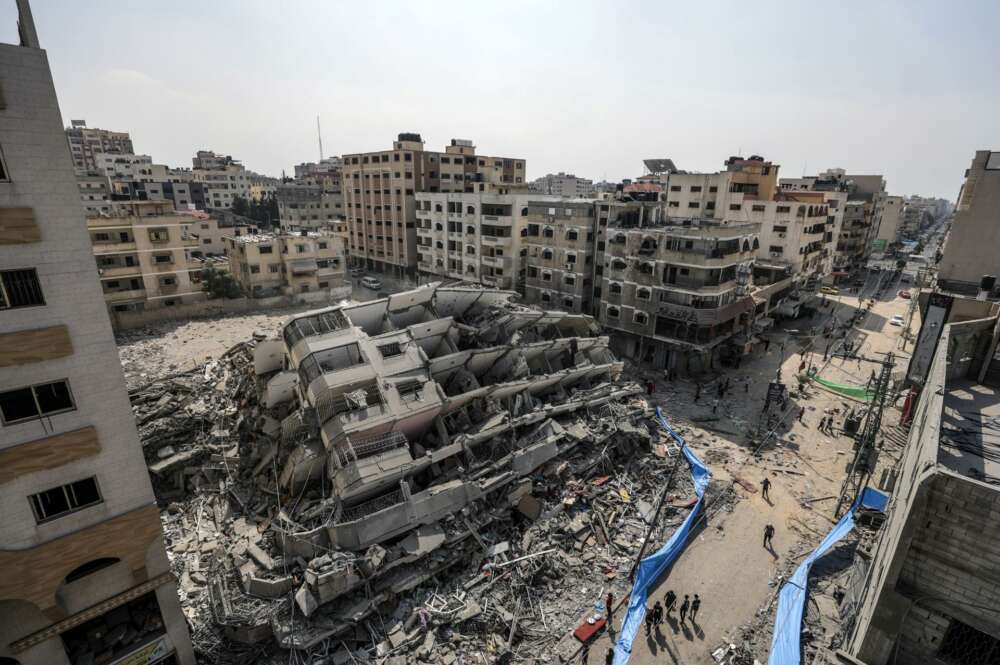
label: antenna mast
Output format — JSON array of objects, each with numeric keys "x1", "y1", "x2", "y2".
[{"x1": 317, "y1": 115, "x2": 324, "y2": 161}]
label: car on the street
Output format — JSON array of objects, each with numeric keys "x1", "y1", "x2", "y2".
[
  {"x1": 890, "y1": 315, "x2": 905, "y2": 326},
  {"x1": 361, "y1": 276, "x2": 383, "y2": 290},
  {"x1": 349, "y1": 267, "x2": 365, "y2": 277},
  {"x1": 820, "y1": 286, "x2": 839, "y2": 295},
  {"x1": 898, "y1": 290, "x2": 912, "y2": 299}
]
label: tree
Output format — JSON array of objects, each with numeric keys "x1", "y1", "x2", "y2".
[
  {"x1": 202, "y1": 264, "x2": 243, "y2": 299},
  {"x1": 231, "y1": 195, "x2": 250, "y2": 218}
]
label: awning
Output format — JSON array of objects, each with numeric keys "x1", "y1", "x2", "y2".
[{"x1": 289, "y1": 259, "x2": 318, "y2": 275}]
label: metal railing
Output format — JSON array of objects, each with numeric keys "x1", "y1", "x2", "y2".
[{"x1": 335, "y1": 489, "x2": 405, "y2": 524}]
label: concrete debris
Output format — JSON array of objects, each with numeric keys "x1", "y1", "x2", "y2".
[{"x1": 132, "y1": 284, "x2": 706, "y2": 663}]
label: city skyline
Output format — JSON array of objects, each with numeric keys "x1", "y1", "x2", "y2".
[{"x1": 4, "y1": 0, "x2": 997, "y2": 200}]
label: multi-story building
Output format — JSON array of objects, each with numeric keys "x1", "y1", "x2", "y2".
[
  {"x1": 844, "y1": 308, "x2": 1000, "y2": 665},
  {"x1": 64, "y1": 119, "x2": 134, "y2": 172},
  {"x1": 597, "y1": 218, "x2": 760, "y2": 372},
  {"x1": 76, "y1": 173, "x2": 112, "y2": 216},
  {"x1": 342, "y1": 134, "x2": 526, "y2": 276},
  {"x1": 190, "y1": 150, "x2": 250, "y2": 210},
  {"x1": 414, "y1": 192, "x2": 558, "y2": 290},
  {"x1": 522, "y1": 200, "x2": 599, "y2": 312},
  {"x1": 872, "y1": 194, "x2": 905, "y2": 251},
  {"x1": 295, "y1": 156, "x2": 343, "y2": 182},
  {"x1": 939, "y1": 151, "x2": 1000, "y2": 294},
  {"x1": 87, "y1": 201, "x2": 207, "y2": 314},
  {"x1": 226, "y1": 230, "x2": 346, "y2": 298},
  {"x1": 900, "y1": 202, "x2": 933, "y2": 241},
  {"x1": 277, "y1": 183, "x2": 344, "y2": 231},
  {"x1": 0, "y1": 3, "x2": 195, "y2": 662},
  {"x1": 529, "y1": 172, "x2": 594, "y2": 196}
]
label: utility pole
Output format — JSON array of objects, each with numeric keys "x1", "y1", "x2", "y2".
[{"x1": 834, "y1": 351, "x2": 894, "y2": 516}]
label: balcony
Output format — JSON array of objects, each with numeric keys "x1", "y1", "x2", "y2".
[
  {"x1": 481, "y1": 255, "x2": 503, "y2": 267},
  {"x1": 104, "y1": 288, "x2": 147, "y2": 302},
  {"x1": 92, "y1": 240, "x2": 137, "y2": 253},
  {"x1": 149, "y1": 259, "x2": 176, "y2": 272}
]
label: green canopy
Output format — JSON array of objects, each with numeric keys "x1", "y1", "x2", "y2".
[{"x1": 805, "y1": 374, "x2": 875, "y2": 402}]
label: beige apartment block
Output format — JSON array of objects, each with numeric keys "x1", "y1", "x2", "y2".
[
  {"x1": 873, "y1": 194, "x2": 904, "y2": 247},
  {"x1": 65, "y1": 120, "x2": 134, "y2": 172},
  {"x1": 0, "y1": 3, "x2": 194, "y2": 662},
  {"x1": 415, "y1": 192, "x2": 557, "y2": 290},
  {"x1": 87, "y1": 201, "x2": 207, "y2": 314},
  {"x1": 522, "y1": 200, "x2": 600, "y2": 313},
  {"x1": 277, "y1": 182, "x2": 344, "y2": 231},
  {"x1": 939, "y1": 150, "x2": 1000, "y2": 294},
  {"x1": 226, "y1": 230, "x2": 346, "y2": 298},
  {"x1": 597, "y1": 219, "x2": 761, "y2": 373},
  {"x1": 190, "y1": 151, "x2": 250, "y2": 210},
  {"x1": 529, "y1": 172, "x2": 595, "y2": 196},
  {"x1": 342, "y1": 134, "x2": 526, "y2": 277}
]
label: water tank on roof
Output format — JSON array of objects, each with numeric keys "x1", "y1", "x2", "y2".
[{"x1": 398, "y1": 132, "x2": 423, "y2": 143}]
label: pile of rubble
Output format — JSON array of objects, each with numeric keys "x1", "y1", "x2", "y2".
[{"x1": 127, "y1": 284, "x2": 718, "y2": 664}]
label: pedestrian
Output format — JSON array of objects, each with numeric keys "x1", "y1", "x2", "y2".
[
  {"x1": 691, "y1": 595, "x2": 701, "y2": 621},
  {"x1": 605, "y1": 648, "x2": 613, "y2": 665},
  {"x1": 694, "y1": 383, "x2": 701, "y2": 402},
  {"x1": 762, "y1": 476, "x2": 771, "y2": 501},
  {"x1": 606, "y1": 592, "x2": 614, "y2": 622},
  {"x1": 763, "y1": 523, "x2": 775, "y2": 549},
  {"x1": 679, "y1": 595, "x2": 690, "y2": 622},
  {"x1": 653, "y1": 600, "x2": 663, "y2": 626},
  {"x1": 645, "y1": 608, "x2": 654, "y2": 635},
  {"x1": 764, "y1": 338, "x2": 771, "y2": 353},
  {"x1": 745, "y1": 379, "x2": 750, "y2": 394},
  {"x1": 665, "y1": 590, "x2": 677, "y2": 615},
  {"x1": 581, "y1": 644, "x2": 589, "y2": 665},
  {"x1": 646, "y1": 380, "x2": 655, "y2": 396},
  {"x1": 736, "y1": 354, "x2": 742, "y2": 369},
  {"x1": 712, "y1": 398, "x2": 719, "y2": 415},
  {"x1": 798, "y1": 407, "x2": 805, "y2": 424},
  {"x1": 818, "y1": 416, "x2": 827, "y2": 433}
]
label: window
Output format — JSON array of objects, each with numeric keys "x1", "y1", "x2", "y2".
[
  {"x1": 668, "y1": 201, "x2": 679, "y2": 208},
  {"x1": 776, "y1": 205, "x2": 790, "y2": 213},
  {"x1": 0, "y1": 268, "x2": 45, "y2": 309},
  {"x1": 752, "y1": 204, "x2": 765, "y2": 212},
  {"x1": 690, "y1": 186, "x2": 702, "y2": 192},
  {"x1": 259, "y1": 245, "x2": 273, "y2": 254},
  {"x1": 636, "y1": 287, "x2": 651, "y2": 300},
  {"x1": 607, "y1": 306, "x2": 620, "y2": 319},
  {"x1": 0, "y1": 380, "x2": 76, "y2": 425},
  {"x1": 542, "y1": 271, "x2": 552, "y2": 282},
  {"x1": 543, "y1": 227, "x2": 554, "y2": 238},
  {"x1": 609, "y1": 282, "x2": 622, "y2": 295},
  {"x1": 29, "y1": 477, "x2": 102, "y2": 523},
  {"x1": 377, "y1": 341, "x2": 403, "y2": 358},
  {"x1": 634, "y1": 311, "x2": 648, "y2": 325},
  {"x1": 153, "y1": 253, "x2": 172, "y2": 264},
  {"x1": 769, "y1": 246, "x2": 783, "y2": 254},
  {"x1": 541, "y1": 292, "x2": 552, "y2": 303},
  {"x1": 937, "y1": 618, "x2": 999, "y2": 665},
  {"x1": 669, "y1": 185, "x2": 681, "y2": 192},
  {"x1": 565, "y1": 275, "x2": 576, "y2": 286},
  {"x1": 729, "y1": 204, "x2": 742, "y2": 211},
  {"x1": 250, "y1": 265, "x2": 260, "y2": 274},
  {"x1": 269, "y1": 264, "x2": 280, "y2": 273},
  {"x1": 567, "y1": 229, "x2": 579, "y2": 241},
  {"x1": 709, "y1": 186, "x2": 718, "y2": 193},
  {"x1": 567, "y1": 253, "x2": 577, "y2": 264},
  {"x1": 542, "y1": 249, "x2": 553, "y2": 260},
  {"x1": 318, "y1": 242, "x2": 328, "y2": 249}
]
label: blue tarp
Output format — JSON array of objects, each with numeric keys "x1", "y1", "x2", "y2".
[
  {"x1": 767, "y1": 487, "x2": 888, "y2": 665},
  {"x1": 611, "y1": 407, "x2": 711, "y2": 665}
]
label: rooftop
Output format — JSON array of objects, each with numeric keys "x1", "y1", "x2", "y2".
[{"x1": 940, "y1": 380, "x2": 1000, "y2": 485}]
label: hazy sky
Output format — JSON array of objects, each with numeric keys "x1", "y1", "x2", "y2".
[{"x1": 6, "y1": 0, "x2": 999, "y2": 199}]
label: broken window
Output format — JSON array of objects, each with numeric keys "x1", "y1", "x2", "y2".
[
  {"x1": 634, "y1": 311, "x2": 648, "y2": 325},
  {"x1": 0, "y1": 268, "x2": 45, "y2": 309},
  {"x1": 29, "y1": 477, "x2": 102, "y2": 523},
  {"x1": 607, "y1": 306, "x2": 620, "y2": 319},
  {"x1": 397, "y1": 380, "x2": 425, "y2": 403},
  {"x1": 283, "y1": 310, "x2": 351, "y2": 347},
  {"x1": 938, "y1": 618, "x2": 1000, "y2": 665},
  {"x1": 0, "y1": 379, "x2": 75, "y2": 425},
  {"x1": 377, "y1": 341, "x2": 403, "y2": 358}
]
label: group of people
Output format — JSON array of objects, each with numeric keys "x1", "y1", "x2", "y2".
[
  {"x1": 642, "y1": 591, "x2": 701, "y2": 635},
  {"x1": 817, "y1": 415, "x2": 837, "y2": 434}
]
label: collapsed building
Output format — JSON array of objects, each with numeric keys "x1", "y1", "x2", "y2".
[{"x1": 138, "y1": 283, "x2": 685, "y2": 662}]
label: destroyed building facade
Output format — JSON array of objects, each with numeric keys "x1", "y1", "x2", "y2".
[
  {"x1": 844, "y1": 312, "x2": 1000, "y2": 664},
  {"x1": 225, "y1": 229, "x2": 347, "y2": 298},
  {"x1": 0, "y1": 2, "x2": 195, "y2": 663}
]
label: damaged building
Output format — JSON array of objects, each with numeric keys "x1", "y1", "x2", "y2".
[{"x1": 142, "y1": 283, "x2": 677, "y2": 662}]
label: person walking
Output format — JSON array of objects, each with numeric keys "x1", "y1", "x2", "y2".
[
  {"x1": 798, "y1": 407, "x2": 805, "y2": 424},
  {"x1": 665, "y1": 590, "x2": 677, "y2": 615},
  {"x1": 761, "y1": 476, "x2": 771, "y2": 501},
  {"x1": 694, "y1": 383, "x2": 701, "y2": 402},
  {"x1": 645, "y1": 608, "x2": 654, "y2": 635},
  {"x1": 606, "y1": 592, "x2": 614, "y2": 623},
  {"x1": 763, "y1": 338, "x2": 771, "y2": 353},
  {"x1": 646, "y1": 380, "x2": 655, "y2": 396},
  {"x1": 690, "y1": 595, "x2": 701, "y2": 621},
  {"x1": 745, "y1": 378, "x2": 750, "y2": 393},
  {"x1": 653, "y1": 601, "x2": 663, "y2": 626},
  {"x1": 712, "y1": 397, "x2": 720, "y2": 415},
  {"x1": 763, "y1": 523, "x2": 775, "y2": 549},
  {"x1": 605, "y1": 648, "x2": 613, "y2": 665},
  {"x1": 679, "y1": 595, "x2": 690, "y2": 623},
  {"x1": 581, "y1": 644, "x2": 589, "y2": 665}
]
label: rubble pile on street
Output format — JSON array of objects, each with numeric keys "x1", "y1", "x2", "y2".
[{"x1": 126, "y1": 285, "x2": 729, "y2": 664}]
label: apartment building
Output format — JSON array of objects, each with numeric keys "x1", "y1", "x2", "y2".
[
  {"x1": 190, "y1": 150, "x2": 250, "y2": 210},
  {"x1": 342, "y1": 134, "x2": 526, "y2": 276},
  {"x1": 938, "y1": 151, "x2": 1000, "y2": 294},
  {"x1": 226, "y1": 230, "x2": 346, "y2": 298},
  {"x1": 844, "y1": 310, "x2": 1000, "y2": 665},
  {"x1": 295, "y1": 156, "x2": 343, "y2": 182},
  {"x1": 76, "y1": 173, "x2": 112, "y2": 216},
  {"x1": 529, "y1": 172, "x2": 594, "y2": 196},
  {"x1": 597, "y1": 218, "x2": 760, "y2": 373},
  {"x1": 872, "y1": 194, "x2": 905, "y2": 251},
  {"x1": 414, "y1": 192, "x2": 558, "y2": 290},
  {"x1": 0, "y1": 3, "x2": 194, "y2": 663},
  {"x1": 521, "y1": 200, "x2": 599, "y2": 312},
  {"x1": 65, "y1": 119, "x2": 134, "y2": 172},
  {"x1": 277, "y1": 182, "x2": 344, "y2": 232},
  {"x1": 87, "y1": 201, "x2": 207, "y2": 314},
  {"x1": 665, "y1": 156, "x2": 839, "y2": 288}
]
